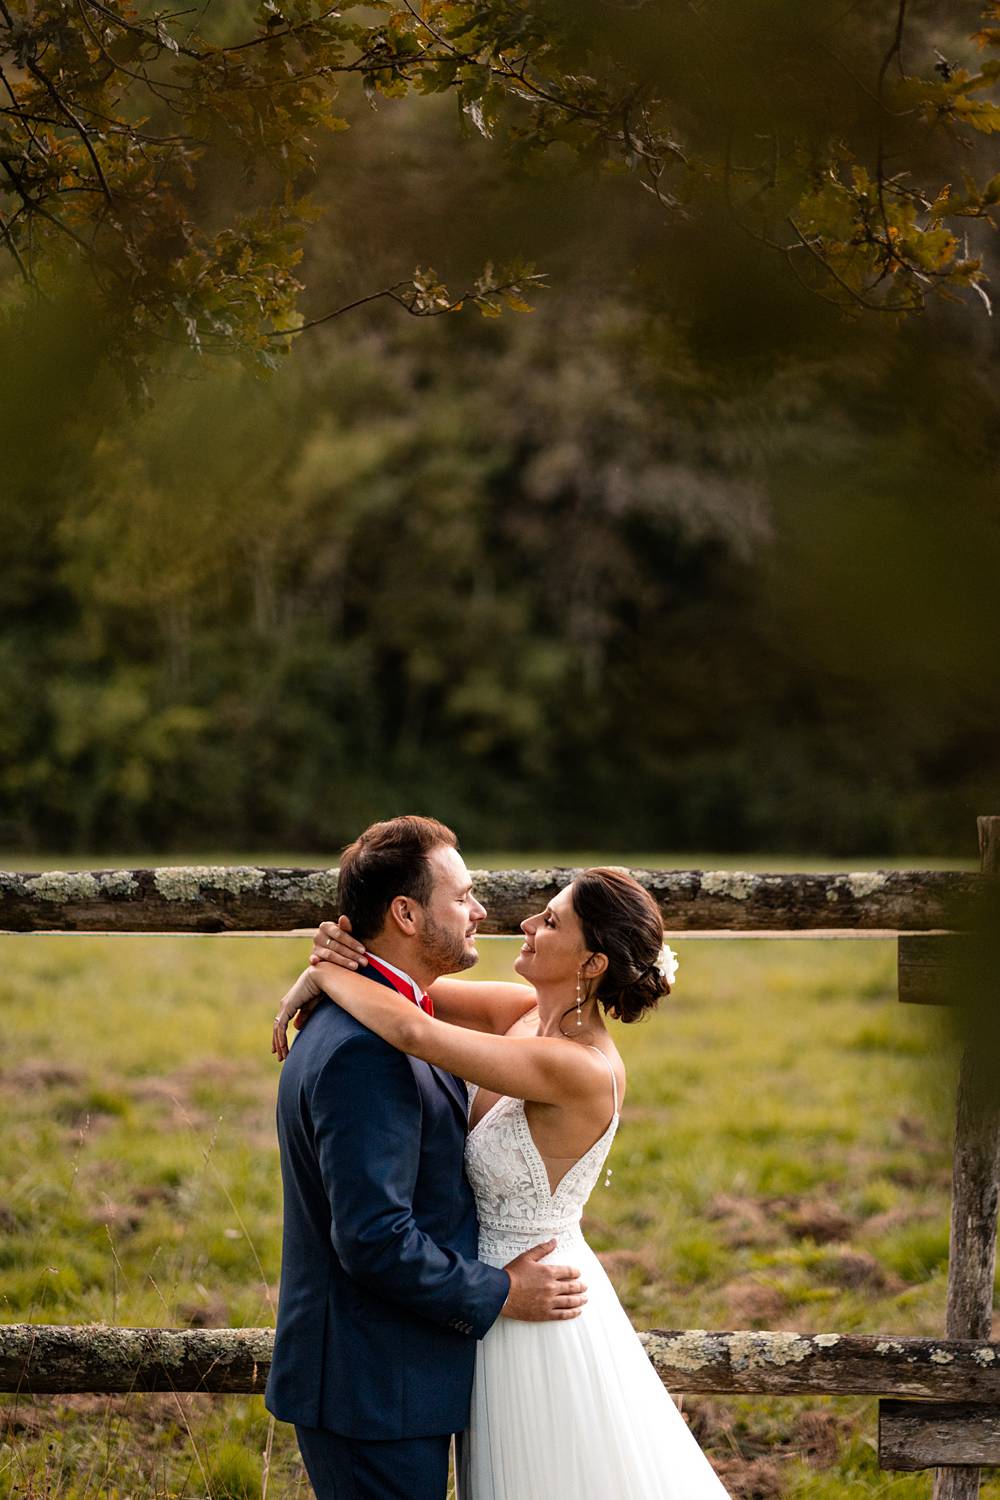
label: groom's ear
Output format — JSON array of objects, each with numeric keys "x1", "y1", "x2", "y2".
[{"x1": 387, "y1": 894, "x2": 419, "y2": 936}]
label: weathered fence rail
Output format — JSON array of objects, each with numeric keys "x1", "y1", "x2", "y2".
[
  {"x1": 0, "y1": 865, "x2": 984, "y2": 934},
  {"x1": 1, "y1": 1326, "x2": 998, "y2": 1402},
  {"x1": 2, "y1": 817, "x2": 998, "y2": 1489},
  {"x1": 881, "y1": 1401, "x2": 1000, "y2": 1471}
]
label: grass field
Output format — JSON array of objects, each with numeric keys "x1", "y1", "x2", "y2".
[{"x1": 0, "y1": 896, "x2": 996, "y2": 1496}]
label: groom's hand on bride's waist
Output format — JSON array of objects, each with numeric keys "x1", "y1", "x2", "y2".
[{"x1": 500, "y1": 1240, "x2": 587, "y2": 1321}]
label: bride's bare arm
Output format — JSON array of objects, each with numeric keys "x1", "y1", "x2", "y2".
[
  {"x1": 284, "y1": 962, "x2": 604, "y2": 1106},
  {"x1": 309, "y1": 918, "x2": 537, "y2": 1034},
  {"x1": 426, "y1": 977, "x2": 538, "y2": 1033}
]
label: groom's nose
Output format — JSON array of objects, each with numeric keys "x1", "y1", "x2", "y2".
[{"x1": 470, "y1": 895, "x2": 487, "y2": 922}]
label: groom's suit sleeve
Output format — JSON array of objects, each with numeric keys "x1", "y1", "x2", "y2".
[{"x1": 311, "y1": 1030, "x2": 510, "y2": 1338}]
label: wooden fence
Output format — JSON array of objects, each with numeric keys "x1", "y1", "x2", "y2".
[{"x1": 1, "y1": 818, "x2": 998, "y2": 1496}]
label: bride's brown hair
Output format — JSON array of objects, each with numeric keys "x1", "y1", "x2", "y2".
[{"x1": 571, "y1": 868, "x2": 669, "y2": 1023}]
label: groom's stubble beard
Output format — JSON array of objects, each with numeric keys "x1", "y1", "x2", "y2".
[{"x1": 418, "y1": 909, "x2": 478, "y2": 979}]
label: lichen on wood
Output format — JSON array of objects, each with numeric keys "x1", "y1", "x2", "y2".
[
  {"x1": 8, "y1": 1325, "x2": 995, "y2": 1397},
  {"x1": 637, "y1": 1331, "x2": 1000, "y2": 1400},
  {"x1": 0, "y1": 866, "x2": 984, "y2": 934}
]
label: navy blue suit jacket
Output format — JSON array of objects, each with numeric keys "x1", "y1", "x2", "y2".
[{"x1": 265, "y1": 966, "x2": 510, "y2": 1439}]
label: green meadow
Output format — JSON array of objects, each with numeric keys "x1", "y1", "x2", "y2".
[{"x1": 0, "y1": 894, "x2": 995, "y2": 1497}]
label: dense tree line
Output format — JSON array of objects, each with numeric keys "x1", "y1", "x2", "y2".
[{"x1": 3, "y1": 279, "x2": 998, "y2": 856}]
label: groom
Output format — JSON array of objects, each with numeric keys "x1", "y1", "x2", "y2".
[{"x1": 265, "y1": 814, "x2": 586, "y2": 1500}]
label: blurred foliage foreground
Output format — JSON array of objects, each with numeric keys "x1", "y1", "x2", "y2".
[
  {"x1": 2, "y1": 933, "x2": 997, "y2": 1499},
  {"x1": 2, "y1": 0, "x2": 1000, "y2": 357}
]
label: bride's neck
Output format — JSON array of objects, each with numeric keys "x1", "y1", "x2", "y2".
[{"x1": 533, "y1": 979, "x2": 605, "y2": 1039}]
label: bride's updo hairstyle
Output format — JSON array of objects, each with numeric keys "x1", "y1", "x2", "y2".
[{"x1": 571, "y1": 868, "x2": 669, "y2": 1023}]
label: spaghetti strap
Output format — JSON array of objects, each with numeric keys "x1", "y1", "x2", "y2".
[{"x1": 585, "y1": 1044, "x2": 619, "y2": 1118}]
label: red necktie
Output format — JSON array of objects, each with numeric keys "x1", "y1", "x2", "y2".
[{"x1": 365, "y1": 954, "x2": 434, "y2": 1017}]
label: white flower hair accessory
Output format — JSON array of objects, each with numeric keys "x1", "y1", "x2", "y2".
[{"x1": 654, "y1": 942, "x2": 679, "y2": 988}]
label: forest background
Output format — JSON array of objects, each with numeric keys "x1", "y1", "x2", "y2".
[{"x1": 2, "y1": 0, "x2": 1000, "y2": 859}]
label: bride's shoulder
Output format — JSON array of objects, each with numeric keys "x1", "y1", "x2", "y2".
[
  {"x1": 585, "y1": 1040, "x2": 626, "y2": 1105},
  {"x1": 503, "y1": 1007, "x2": 540, "y2": 1038}
]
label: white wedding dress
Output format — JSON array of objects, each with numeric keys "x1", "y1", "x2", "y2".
[{"x1": 459, "y1": 1051, "x2": 731, "y2": 1500}]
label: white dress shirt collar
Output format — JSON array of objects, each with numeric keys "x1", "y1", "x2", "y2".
[{"x1": 364, "y1": 948, "x2": 423, "y2": 1005}]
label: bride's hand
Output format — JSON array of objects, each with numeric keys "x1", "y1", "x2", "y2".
[
  {"x1": 272, "y1": 967, "x2": 323, "y2": 1062},
  {"x1": 310, "y1": 914, "x2": 367, "y2": 970}
]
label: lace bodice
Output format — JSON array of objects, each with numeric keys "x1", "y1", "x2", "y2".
[{"x1": 465, "y1": 1049, "x2": 619, "y2": 1261}]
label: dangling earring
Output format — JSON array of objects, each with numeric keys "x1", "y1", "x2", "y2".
[{"x1": 576, "y1": 970, "x2": 584, "y2": 1027}]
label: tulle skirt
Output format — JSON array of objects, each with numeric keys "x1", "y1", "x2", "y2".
[{"x1": 458, "y1": 1234, "x2": 731, "y2": 1500}]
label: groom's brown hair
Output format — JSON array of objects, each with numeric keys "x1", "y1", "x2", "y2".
[{"x1": 338, "y1": 815, "x2": 459, "y2": 943}]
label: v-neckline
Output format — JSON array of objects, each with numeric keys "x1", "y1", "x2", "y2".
[
  {"x1": 514, "y1": 1103, "x2": 619, "y2": 1199},
  {"x1": 468, "y1": 1091, "x2": 620, "y2": 1198}
]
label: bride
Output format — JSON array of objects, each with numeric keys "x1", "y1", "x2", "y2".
[{"x1": 272, "y1": 867, "x2": 731, "y2": 1500}]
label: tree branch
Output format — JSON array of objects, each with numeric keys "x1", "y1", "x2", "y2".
[
  {"x1": 0, "y1": 208, "x2": 33, "y2": 286},
  {"x1": 785, "y1": 215, "x2": 910, "y2": 313},
  {"x1": 263, "y1": 273, "x2": 543, "y2": 339},
  {"x1": 21, "y1": 55, "x2": 114, "y2": 203},
  {"x1": 875, "y1": 0, "x2": 909, "y2": 247}
]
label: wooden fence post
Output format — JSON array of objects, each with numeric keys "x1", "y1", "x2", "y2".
[{"x1": 931, "y1": 817, "x2": 1000, "y2": 1500}]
